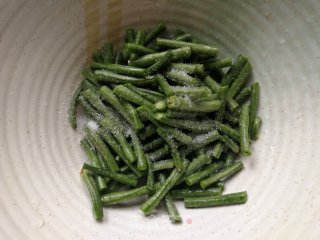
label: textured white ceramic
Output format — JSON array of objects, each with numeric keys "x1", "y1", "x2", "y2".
[{"x1": 1, "y1": 0, "x2": 320, "y2": 239}]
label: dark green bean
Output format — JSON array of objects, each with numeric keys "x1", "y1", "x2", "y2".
[
  {"x1": 125, "y1": 43, "x2": 156, "y2": 55},
  {"x1": 139, "y1": 123, "x2": 157, "y2": 140},
  {"x1": 137, "y1": 105, "x2": 160, "y2": 126},
  {"x1": 122, "y1": 101, "x2": 144, "y2": 131},
  {"x1": 166, "y1": 96, "x2": 221, "y2": 112},
  {"x1": 185, "y1": 162, "x2": 224, "y2": 186},
  {"x1": 81, "y1": 169, "x2": 103, "y2": 221},
  {"x1": 252, "y1": 116, "x2": 262, "y2": 140},
  {"x1": 143, "y1": 137, "x2": 166, "y2": 152},
  {"x1": 207, "y1": 142, "x2": 224, "y2": 159},
  {"x1": 185, "y1": 154, "x2": 211, "y2": 177},
  {"x1": 78, "y1": 96, "x2": 102, "y2": 120},
  {"x1": 235, "y1": 87, "x2": 251, "y2": 104},
  {"x1": 165, "y1": 69, "x2": 202, "y2": 87},
  {"x1": 101, "y1": 186, "x2": 150, "y2": 205},
  {"x1": 170, "y1": 63, "x2": 204, "y2": 76},
  {"x1": 125, "y1": 83, "x2": 165, "y2": 103},
  {"x1": 146, "y1": 156, "x2": 155, "y2": 191},
  {"x1": 164, "y1": 109, "x2": 202, "y2": 119},
  {"x1": 174, "y1": 33, "x2": 192, "y2": 42},
  {"x1": 162, "y1": 126, "x2": 193, "y2": 145},
  {"x1": 113, "y1": 85, "x2": 154, "y2": 108},
  {"x1": 171, "y1": 188, "x2": 222, "y2": 199},
  {"x1": 147, "y1": 144, "x2": 170, "y2": 161},
  {"x1": 221, "y1": 55, "x2": 247, "y2": 86},
  {"x1": 131, "y1": 131, "x2": 148, "y2": 171},
  {"x1": 68, "y1": 85, "x2": 82, "y2": 129},
  {"x1": 214, "y1": 121, "x2": 240, "y2": 142},
  {"x1": 95, "y1": 70, "x2": 156, "y2": 85},
  {"x1": 156, "y1": 38, "x2": 218, "y2": 57},
  {"x1": 249, "y1": 82, "x2": 260, "y2": 138},
  {"x1": 200, "y1": 161, "x2": 244, "y2": 189},
  {"x1": 144, "y1": 23, "x2": 167, "y2": 45},
  {"x1": 146, "y1": 51, "x2": 172, "y2": 76},
  {"x1": 219, "y1": 135, "x2": 240, "y2": 153},
  {"x1": 239, "y1": 102, "x2": 251, "y2": 156},
  {"x1": 216, "y1": 86, "x2": 229, "y2": 121},
  {"x1": 224, "y1": 111, "x2": 239, "y2": 125},
  {"x1": 100, "y1": 43, "x2": 114, "y2": 64},
  {"x1": 203, "y1": 75, "x2": 220, "y2": 93},
  {"x1": 91, "y1": 62, "x2": 146, "y2": 77},
  {"x1": 184, "y1": 191, "x2": 247, "y2": 208},
  {"x1": 204, "y1": 58, "x2": 232, "y2": 70},
  {"x1": 156, "y1": 74, "x2": 173, "y2": 95},
  {"x1": 152, "y1": 159, "x2": 174, "y2": 171}
]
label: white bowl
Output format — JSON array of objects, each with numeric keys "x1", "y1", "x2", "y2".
[{"x1": 1, "y1": 1, "x2": 320, "y2": 239}]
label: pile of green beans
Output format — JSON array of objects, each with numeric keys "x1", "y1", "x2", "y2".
[{"x1": 70, "y1": 23, "x2": 261, "y2": 223}]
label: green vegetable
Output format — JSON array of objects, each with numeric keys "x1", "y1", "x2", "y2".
[
  {"x1": 239, "y1": 102, "x2": 251, "y2": 156},
  {"x1": 101, "y1": 186, "x2": 150, "y2": 205},
  {"x1": 171, "y1": 188, "x2": 222, "y2": 199}
]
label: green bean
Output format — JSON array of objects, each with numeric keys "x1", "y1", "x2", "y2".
[
  {"x1": 80, "y1": 139, "x2": 108, "y2": 192},
  {"x1": 146, "y1": 51, "x2": 172, "y2": 76},
  {"x1": 153, "y1": 100, "x2": 167, "y2": 111},
  {"x1": 131, "y1": 131, "x2": 148, "y2": 171},
  {"x1": 239, "y1": 102, "x2": 251, "y2": 156},
  {"x1": 83, "y1": 163, "x2": 138, "y2": 187},
  {"x1": 207, "y1": 142, "x2": 224, "y2": 159},
  {"x1": 224, "y1": 111, "x2": 239, "y2": 125},
  {"x1": 81, "y1": 169, "x2": 103, "y2": 221},
  {"x1": 147, "y1": 144, "x2": 170, "y2": 161},
  {"x1": 91, "y1": 62, "x2": 146, "y2": 77},
  {"x1": 125, "y1": 43, "x2": 156, "y2": 55},
  {"x1": 113, "y1": 85, "x2": 154, "y2": 108},
  {"x1": 144, "y1": 22, "x2": 167, "y2": 45},
  {"x1": 224, "y1": 152, "x2": 235, "y2": 167},
  {"x1": 152, "y1": 159, "x2": 174, "y2": 171},
  {"x1": 164, "y1": 109, "x2": 202, "y2": 119},
  {"x1": 125, "y1": 28, "x2": 135, "y2": 43},
  {"x1": 180, "y1": 130, "x2": 220, "y2": 156},
  {"x1": 78, "y1": 96, "x2": 102, "y2": 121},
  {"x1": 249, "y1": 82, "x2": 260, "y2": 138},
  {"x1": 166, "y1": 96, "x2": 221, "y2": 112},
  {"x1": 158, "y1": 173, "x2": 182, "y2": 223},
  {"x1": 137, "y1": 106, "x2": 160, "y2": 126},
  {"x1": 171, "y1": 188, "x2": 222, "y2": 199},
  {"x1": 107, "y1": 181, "x2": 131, "y2": 193},
  {"x1": 146, "y1": 156, "x2": 155, "y2": 191},
  {"x1": 165, "y1": 69, "x2": 202, "y2": 87},
  {"x1": 140, "y1": 161, "x2": 188, "y2": 215},
  {"x1": 226, "y1": 97, "x2": 239, "y2": 112},
  {"x1": 122, "y1": 101, "x2": 144, "y2": 131},
  {"x1": 157, "y1": 128, "x2": 184, "y2": 171},
  {"x1": 162, "y1": 126, "x2": 193, "y2": 145},
  {"x1": 130, "y1": 47, "x2": 191, "y2": 67},
  {"x1": 95, "y1": 70, "x2": 156, "y2": 85},
  {"x1": 219, "y1": 135, "x2": 239, "y2": 153},
  {"x1": 100, "y1": 43, "x2": 114, "y2": 63},
  {"x1": 235, "y1": 87, "x2": 251, "y2": 104},
  {"x1": 227, "y1": 61, "x2": 252, "y2": 99},
  {"x1": 99, "y1": 130, "x2": 142, "y2": 177},
  {"x1": 139, "y1": 123, "x2": 157, "y2": 140},
  {"x1": 203, "y1": 75, "x2": 220, "y2": 93},
  {"x1": 156, "y1": 38, "x2": 218, "y2": 57},
  {"x1": 155, "y1": 114, "x2": 215, "y2": 132},
  {"x1": 156, "y1": 74, "x2": 173, "y2": 95},
  {"x1": 185, "y1": 162, "x2": 224, "y2": 186},
  {"x1": 130, "y1": 30, "x2": 146, "y2": 61},
  {"x1": 170, "y1": 86, "x2": 213, "y2": 100},
  {"x1": 252, "y1": 116, "x2": 262, "y2": 140},
  {"x1": 99, "y1": 86, "x2": 133, "y2": 126},
  {"x1": 214, "y1": 121, "x2": 240, "y2": 142},
  {"x1": 200, "y1": 161, "x2": 244, "y2": 189},
  {"x1": 84, "y1": 127, "x2": 120, "y2": 172},
  {"x1": 81, "y1": 69, "x2": 100, "y2": 87},
  {"x1": 120, "y1": 165, "x2": 129, "y2": 173},
  {"x1": 115, "y1": 51, "x2": 124, "y2": 64},
  {"x1": 68, "y1": 85, "x2": 82, "y2": 129},
  {"x1": 184, "y1": 154, "x2": 211, "y2": 177},
  {"x1": 125, "y1": 83, "x2": 165, "y2": 103},
  {"x1": 101, "y1": 186, "x2": 150, "y2": 205},
  {"x1": 204, "y1": 58, "x2": 232, "y2": 70},
  {"x1": 216, "y1": 86, "x2": 229, "y2": 121},
  {"x1": 184, "y1": 191, "x2": 247, "y2": 208},
  {"x1": 174, "y1": 33, "x2": 192, "y2": 42},
  {"x1": 221, "y1": 55, "x2": 247, "y2": 86},
  {"x1": 143, "y1": 137, "x2": 165, "y2": 152}
]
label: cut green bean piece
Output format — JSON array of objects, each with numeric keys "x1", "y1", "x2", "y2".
[
  {"x1": 146, "y1": 156, "x2": 155, "y2": 191},
  {"x1": 216, "y1": 86, "x2": 229, "y2": 122},
  {"x1": 130, "y1": 47, "x2": 191, "y2": 67},
  {"x1": 140, "y1": 161, "x2": 187, "y2": 215},
  {"x1": 125, "y1": 83, "x2": 165, "y2": 103},
  {"x1": 68, "y1": 85, "x2": 82, "y2": 129},
  {"x1": 152, "y1": 159, "x2": 174, "y2": 171},
  {"x1": 155, "y1": 114, "x2": 215, "y2": 133},
  {"x1": 131, "y1": 131, "x2": 148, "y2": 171},
  {"x1": 137, "y1": 106, "x2": 160, "y2": 126},
  {"x1": 162, "y1": 126, "x2": 193, "y2": 145},
  {"x1": 139, "y1": 123, "x2": 157, "y2": 140},
  {"x1": 156, "y1": 38, "x2": 218, "y2": 57},
  {"x1": 219, "y1": 135, "x2": 239, "y2": 153},
  {"x1": 170, "y1": 63, "x2": 204, "y2": 76},
  {"x1": 95, "y1": 70, "x2": 156, "y2": 85},
  {"x1": 214, "y1": 121, "x2": 240, "y2": 142},
  {"x1": 170, "y1": 86, "x2": 213, "y2": 100},
  {"x1": 207, "y1": 142, "x2": 224, "y2": 159},
  {"x1": 81, "y1": 169, "x2": 103, "y2": 221},
  {"x1": 252, "y1": 116, "x2": 262, "y2": 140},
  {"x1": 113, "y1": 85, "x2": 154, "y2": 108},
  {"x1": 81, "y1": 69, "x2": 100, "y2": 87},
  {"x1": 166, "y1": 96, "x2": 221, "y2": 112},
  {"x1": 185, "y1": 162, "x2": 224, "y2": 186},
  {"x1": 249, "y1": 82, "x2": 260, "y2": 138},
  {"x1": 91, "y1": 62, "x2": 146, "y2": 77},
  {"x1": 171, "y1": 188, "x2": 222, "y2": 199},
  {"x1": 101, "y1": 186, "x2": 150, "y2": 205},
  {"x1": 147, "y1": 144, "x2": 170, "y2": 161},
  {"x1": 84, "y1": 127, "x2": 120, "y2": 172},
  {"x1": 78, "y1": 96, "x2": 102, "y2": 120},
  {"x1": 204, "y1": 58, "x2": 232, "y2": 70},
  {"x1": 235, "y1": 87, "x2": 251, "y2": 104},
  {"x1": 239, "y1": 102, "x2": 251, "y2": 156},
  {"x1": 144, "y1": 23, "x2": 167, "y2": 45},
  {"x1": 224, "y1": 111, "x2": 239, "y2": 125},
  {"x1": 122, "y1": 101, "x2": 144, "y2": 131},
  {"x1": 83, "y1": 163, "x2": 138, "y2": 187},
  {"x1": 174, "y1": 33, "x2": 192, "y2": 42},
  {"x1": 204, "y1": 75, "x2": 221, "y2": 93},
  {"x1": 224, "y1": 152, "x2": 235, "y2": 167},
  {"x1": 159, "y1": 173, "x2": 182, "y2": 223},
  {"x1": 227, "y1": 97, "x2": 239, "y2": 112},
  {"x1": 221, "y1": 55, "x2": 248, "y2": 86},
  {"x1": 165, "y1": 69, "x2": 202, "y2": 87},
  {"x1": 125, "y1": 43, "x2": 156, "y2": 55},
  {"x1": 164, "y1": 109, "x2": 202, "y2": 119},
  {"x1": 143, "y1": 137, "x2": 166, "y2": 152},
  {"x1": 146, "y1": 51, "x2": 172, "y2": 76},
  {"x1": 100, "y1": 43, "x2": 114, "y2": 64},
  {"x1": 184, "y1": 154, "x2": 211, "y2": 178},
  {"x1": 154, "y1": 100, "x2": 167, "y2": 111},
  {"x1": 200, "y1": 161, "x2": 244, "y2": 189},
  {"x1": 156, "y1": 74, "x2": 173, "y2": 95},
  {"x1": 184, "y1": 191, "x2": 247, "y2": 208}
]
